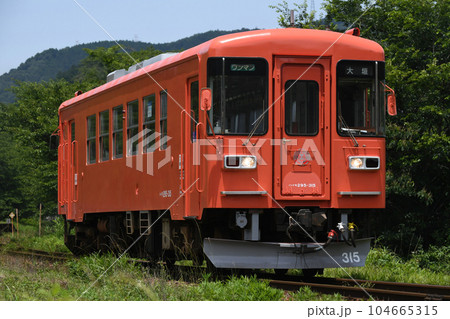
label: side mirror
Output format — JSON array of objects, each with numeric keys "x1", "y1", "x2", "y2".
[
  {"x1": 387, "y1": 93, "x2": 397, "y2": 116},
  {"x1": 382, "y1": 83, "x2": 397, "y2": 116},
  {"x1": 200, "y1": 88, "x2": 212, "y2": 111}
]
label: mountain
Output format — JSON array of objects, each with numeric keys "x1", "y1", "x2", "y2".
[{"x1": 0, "y1": 28, "x2": 252, "y2": 103}]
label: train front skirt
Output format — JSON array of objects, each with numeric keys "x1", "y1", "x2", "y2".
[{"x1": 203, "y1": 238, "x2": 371, "y2": 269}]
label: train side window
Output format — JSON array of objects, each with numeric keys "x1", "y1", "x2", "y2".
[
  {"x1": 99, "y1": 110, "x2": 109, "y2": 162},
  {"x1": 160, "y1": 90, "x2": 168, "y2": 150},
  {"x1": 127, "y1": 100, "x2": 139, "y2": 155},
  {"x1": 143, "y1": 94, "x2": 156, "y2": 153},
  {"x1": 190, "y1": 81, "x2": 199, "y2": 142},
  {"x1": 70, "y1": 122, "x2": 75, "y2": 142},
  {"x1": 113, "y1": 105, "x2": 123, "y2": 159},
  {"x1": 285, "y1": 80, "x2": 319, "y2": 136},
  {"x1": 86, "y1": 114, "x2": 96, "y2": 164}
]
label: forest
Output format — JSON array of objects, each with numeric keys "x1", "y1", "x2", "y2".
[
  {"x1": 0, "y1": 0, "x2": 448, "y2": 257},
  {"x1": 0, "y1": 29, "x2": 252, "y2": 103}
]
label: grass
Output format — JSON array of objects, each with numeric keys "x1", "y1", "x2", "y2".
[
  {"x1": 325, "y1": 247, "x2": 450, "y2": 286},
  {"x1": 0, "y1": 251, "x2": 344, "y2": 301},
  {"x1": 1, "y1": 219, "x2": 448, "y2": 300},
  {"x1": 0, "y1": 217, "x2": 69, "y2": 253}
]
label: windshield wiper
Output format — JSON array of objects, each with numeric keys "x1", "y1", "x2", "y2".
[
  {"x1": 340, "y1": 127, "x2": 368, "y2": 134},
  {"x1": 338, "y1": 116, "x2": 359, "y2": 147}
]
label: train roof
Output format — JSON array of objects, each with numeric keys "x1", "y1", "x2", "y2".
[{"x1": 60, "y1": 28, "x2": 384, "y2": 111}]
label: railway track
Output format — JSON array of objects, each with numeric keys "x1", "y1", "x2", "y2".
[
  {"x1": 1, "y1": 247, "x2": 72, "y2": 261},
  {"x1": 268, "y1": 276, "x2": 450, "y2": 301},
  {"x1": 2, "y1": 246, "x2": 448, "y2": 301}
]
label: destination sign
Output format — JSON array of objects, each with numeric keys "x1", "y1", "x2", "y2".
[
  {"x1": 337, "y1": 61, "x2": 374, "y2": 78},
  {"x1": 230, "y1": 64, "x2": 256, "y2": 72}
]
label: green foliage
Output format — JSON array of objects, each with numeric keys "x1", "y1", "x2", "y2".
[
  {"x1": 323, "y1": 0, "x2": 449, "y2": 251},
  {"x1": 412, "y1": 245, "x2": 450, "y2": 274},
  {"x1": 291, "y1": 286, "x2": 344, "y2": 301},
  {"x1": 327, "y1": 247, "x2": 450, "y2": 285},
  {"x1": 0, "y1": 80, "x2": 94, "y2": 219},
  {"x1": 192, "y1": 275, "x2": 284, "y2": 301},
  {"x1": 272, "y1": 0, "x2": 449, "y2": 252},
  {"x1": 0, "y1": 105, "x2": 23, "y2": 215},
  {"x1": 270, "y1": 0, "x2": 328, "y2": 29},
  {"x1": 0, "y1": 217, "x2": 68, "y2": 253},
  {"x1": 66, "y1": 253, "x2": 160, "y2": 300},
  {"x1": 1, "y1": 232, "x2": 449, "y2": 300}
]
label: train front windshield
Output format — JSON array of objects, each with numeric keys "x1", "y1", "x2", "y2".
[
  {"x1": 337, "y1": 60, "x2": 386, "y2": 136},
  {"x1": 207, "y1": 58, "x2": 268, "y2": 135}
]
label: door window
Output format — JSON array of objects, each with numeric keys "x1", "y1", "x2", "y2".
[{"x1": 285, "y1": 80, "x2": 319, "y2": 136}]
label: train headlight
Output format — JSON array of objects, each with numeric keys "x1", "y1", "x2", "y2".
[
  {"x1": 224, "y1": 155, "x2": 257, "y2": 169},
  {"x1": 348, "y1": 156, "x2": 380, "y2": 170},
  {"x1": 241, "y1": 156, "x2": 256, "y2": 169},
  {"x1": 349, "y1": 157, "x2": 364, "y2": 169}
]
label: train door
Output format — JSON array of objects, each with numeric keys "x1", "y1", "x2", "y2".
[
  {"x1": 181, "y1": 77, "x2": 201, "y2": 218},
  {"x1": 59, "y1": 120, "x2": 78, "y2": 220},
  {"x1": 273, "y1": 57, "x2": 330, "y2": 200}
]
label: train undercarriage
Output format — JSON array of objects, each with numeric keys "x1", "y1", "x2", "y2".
[{"x1": 64, "y1": 208, "x2": 373, "y2": 274}]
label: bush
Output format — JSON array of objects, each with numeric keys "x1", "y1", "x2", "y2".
[
  {"x1": 412, "y1": 246, "x2": 450, "y2": 274},
  {"x1": 189, "y1": 274, "x2": 284, "y2": 301}
]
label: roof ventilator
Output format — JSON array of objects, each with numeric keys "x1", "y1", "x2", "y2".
[{"x1": 106, "y1": 52, "x2": 178, "y2": 82}]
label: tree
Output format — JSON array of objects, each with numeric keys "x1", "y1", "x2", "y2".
[
  {"x1": 272, "y1": 0, "x2": 450, "y2": 252},
  {"x1": 269, "y1": 0, "x2": 328, "y2": 29},
  {"x1": 325, "y1": 0, "x2": 449, "y2": 252},
  {"x1": 4, "y1": 80, "x2": 93, "y2": 218},
  {"x1": 0, "y1": 103, "x2": 23, "y2": 218}
]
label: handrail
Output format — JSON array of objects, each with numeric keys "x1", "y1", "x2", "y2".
[
  {"x1": 180, "y1": 109, "x2": 187, "y2": 193},
  {"x1": 63, "y1": 143, "x2": 69, "y2": 206},
  {"x1": 58, "y1": 144, "x2": 63, "y2": 206},
  {"x1": 72, "y1": 140, "x2": 78, "y2": 203},
  {"x1": 195, "y1": 122, "x2": 204, "y2": 193}
]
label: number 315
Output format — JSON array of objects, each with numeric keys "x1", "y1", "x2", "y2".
[{"x1": 342, "y1": 252, "x2": 360, "y2": 263}]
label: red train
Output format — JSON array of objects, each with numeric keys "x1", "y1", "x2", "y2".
[{"x1": 58, "y1": 28, "x2": 396, "y2": 274}]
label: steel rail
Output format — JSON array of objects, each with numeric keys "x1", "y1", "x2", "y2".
[
  {"x1": 3, "y1": 249, "x2": 71, "y2": 261},
  {"x1": 268, "y1": 278, "x2": 450, "y2": 301}
]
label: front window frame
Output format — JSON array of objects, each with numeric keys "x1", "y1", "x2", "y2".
[
  {"x1": 207, "y1": 57, "x2": 269, "y2": 136},
  {"x1": 336, "y1": 60, "x2": 386, "y2": 137}
]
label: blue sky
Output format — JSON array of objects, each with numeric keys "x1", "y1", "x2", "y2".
[{"x1": 0, "y1": 0, "x2": 324, "y2": 75}]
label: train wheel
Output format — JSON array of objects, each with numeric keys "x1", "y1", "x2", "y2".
[
  {"x1": 274, "y1": 269, "x2": 288, "y2": 276},
  {"x1": 64, "y1": 234, "x2": 84, "y2": 256},
  {"x1": 301, "y1": 268, "x2": 323, "y2": 278}
]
